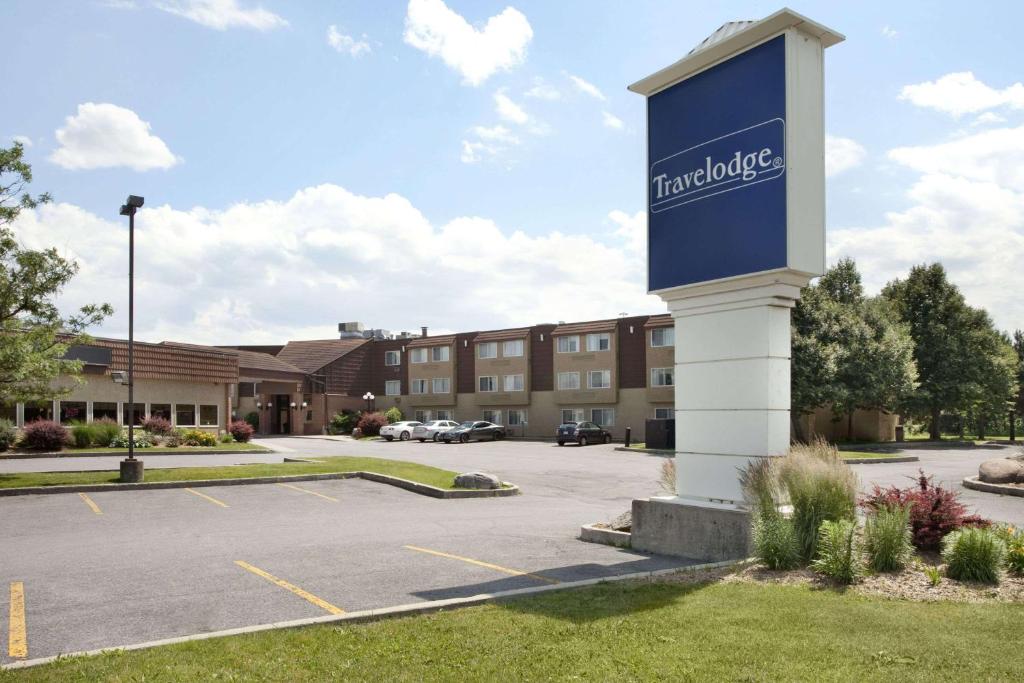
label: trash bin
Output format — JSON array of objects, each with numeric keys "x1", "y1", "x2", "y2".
[
  {"x1": 895, "y1": 425, "x2": 905, "y2": 442},
  {"x1": 645, "y1": 419, "x2": 675, "y2": 449}
]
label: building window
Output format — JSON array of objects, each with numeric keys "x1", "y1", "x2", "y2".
[
  {"x1": 239, "y1": 382, "x2": 256, "y2": 398},
  {"x1": 586, "y1": 332, "x2": 611, "y2": 352},
  {"x1": 385, "y1": 380, "x2": 401, "y2": 396},
  {"x1": 503, "y1": 374, "x2": 524, "y2": 392},
  {"x1": 435, "y1": 409, "x2": 452, "y2": 420},
  {"x1": 150, "y1": 403, "x2": 172, "y2": 420},
  {"x1": 508, "y1": 409, "x2": 527, "y2": 426},
  {"x1": 199, "y1": 405, "x2": 218, "y2": 426},
  {"x1": 651, "y1": 367, "x2": 674, "y2": 387},
  {"x1": 561, "y1": 408, "x2": 584, "y2": 423},
  {"x1": 432, "y1": 377, "x2": 450, "y2": 394},
  {"x1": 588, "y1": 370, "x2": 611, "y2": 389},
  {"x1": 410, "y1": 348, "x2": 428, "y2": 363},
  {"x1": 92, "y1": 402, "x2": 117, "y2": 422},
  {"x1": 478, "y1": 376, "x2": 497, "y2": 392},
  {"x1": 411, "y1": 379, "x2": 428, "y2": 394},
  {"x1": 557, "y1": 372, "x2": 580, "y2": 390},
  {"x1": 59, "y1": 401, "x2": 87, "y2": 425},
  {"x1": 651, "y1": 327, "x2": 675, "y2": 348},
  {"x1": 482, "y1": 410, "x2": 502, "y2": 424},
  {"x1": 655, "y1": 408, "x2": 673, "y2": 419},
  {"x1": 175, "y1": 404, "x2": 196, "y2": 427},
  {"x1": 477, "y1": 342, "x2": 497, "y2": 359},
  {"x1": 385, "y1": 350, "x2": 401, "y2": 366},
  {"x1": 122, "y1": 403, "x2": 145, "y2": 426},
  {"x1": 591, "y1": 408, "x2": 615, "y2": 426},
  {"x1": 415, "y1": 410, "x2": 429, "y2": 422},
  {"x1": 556, "y1": 335, "x2": 579, "y2": 353},
  {"x1": 431, "y1": 346, "x2": 450, "y2": 362},
  {"x1": 23, "y1": 401, "x2": 53, "y2": 423},
  {"x1": 502, "y1": 339, "x2": 523, "y2": 357}
]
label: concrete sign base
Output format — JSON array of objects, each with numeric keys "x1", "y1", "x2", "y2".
[{"x1": 631, "y1": 497, "x2": 752, "y2": 562}]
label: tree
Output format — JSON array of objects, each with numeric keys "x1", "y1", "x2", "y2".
[
  {"x1": 883, "y1": 263, "x2": 1016, "y2": 439},
  {"x1": 1013, "y1": 330, "x2": 1024, "y2": 419},
  {"x1": 792, "y1": 258, "x2": 917, "y2": 441},
  {"x1": 0, "y1": 142, "x2": 111, "y2": 403}
]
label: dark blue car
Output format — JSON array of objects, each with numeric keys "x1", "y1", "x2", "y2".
[{"x1": 556, "y1": 421, "x2": 612, "y2": 446}]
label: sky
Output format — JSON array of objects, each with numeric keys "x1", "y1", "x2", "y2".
[{"x1": 3, "y1": 0, "x2": 1023, "y2": 344}]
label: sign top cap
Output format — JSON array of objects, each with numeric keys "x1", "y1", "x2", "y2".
[{"x1": 628, "y1": 7, "x2": 844, "y2": 97}]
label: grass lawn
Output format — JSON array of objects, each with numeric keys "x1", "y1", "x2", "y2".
[
  {"x1": 3, "y1": 580, "x2": 1020, "y2": 681},
  {"x1": 0, "y1": 456, "x2": 460, "y2": 491},
  {"x1": 839, "y1": 450, "x2": 903, "y2": 460}
]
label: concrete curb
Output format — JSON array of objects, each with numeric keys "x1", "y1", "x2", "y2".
[
  {"x1": 614, "y1": 446, "x2": 674, "y2": 456},
  {"x1": 0, "y1": 557, "x2": 742, "y2": 671},
  {"x1": 579, "y1": 523, "x2": 632, "y2": 548},
  {"x1": 842, "y1": 455, "x2": 919, "y2": 464},
  {"x1": 0, "y1": 447, "x2": 272, "y2": 460},
  {"x1": 0, "y1": 472, "x2": 520, "y2": 499},
  {"x1": 962, "y1": 476, "x2": 1024, "y2": 498}
]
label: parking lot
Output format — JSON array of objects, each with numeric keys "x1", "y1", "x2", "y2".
[{"x1": 2, "y1": 437, "x2": 1021, "y2": 665}]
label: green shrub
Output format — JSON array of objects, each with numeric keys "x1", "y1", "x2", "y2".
[
  {"x1": 244, "y1": 411, "x2": 259, "y2": 430},
  {"x1": 923, "y1": 564, "x2": 942, "y2": 587},
  {"x1": 0, "y1": 419, "x2": 16, "y2": 451},
  {"x1": 164, "y1": 430, "x2": 183, "y2": 448},
  {"x1": 864, "y1": 505, "x2": 914, "y2": 572},
  {"x1": 181, "y1": 429, "x2": 218, "y2": 447},
  {"x1": 109, "y1": 432, "x2": 153, "y2": 448},
  {"x1": 994, "y1": 525, "x2": 1024, "y2": 576},
  {"x1": 69, "y1": 421, "x2": 98, "y2": 449},
  {"x1": 942, "y1": 527, "x2": 1006, "y2": 584},
  {"x1": 92, "y1": 418, "x2": 121, "y2": 447},
  {"x1": 328, "y1": 410, "x2": 358, "y2": 435},
  {"x1": 383, "y1": 406, "x2": 403, "y2": 424},
  {"x1": 219, "y1": 432, "x2": 235, "y2": 444},
  {"x1": 811, "y1": 519, "x2": 863, "y2": 584},
  {"x1": 780, "y1": 439, "x2": 858, "y2": 562},
  {"x1": 753, "y1": 514, "x2": 801, "y2": 570}
]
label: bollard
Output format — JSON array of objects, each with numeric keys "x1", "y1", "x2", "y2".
[{"x1": 624, "y1": 427, "x2": 631, "y2": 448}]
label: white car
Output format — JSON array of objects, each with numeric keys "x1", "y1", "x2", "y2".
[
  {"x1": 412, "y1": 420, "x2": 461, "y2": 442},
  {"x1": 380, "y1": 421, "x2": 423, "y2": 441}
]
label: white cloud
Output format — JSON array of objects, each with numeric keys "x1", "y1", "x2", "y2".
[
  {"x1": 972, "y1": 112, "x2": 1007, "y2": 126},
  {"x1": 156, "y1": 0, "x2": 287, "y2": 31},
  {"x1": 900, "y1": 72, "x2": 1024, "y2": 117},
  {"x1": 825, "y1": 134, "x2": 866, "y2": 177},
  {"x1": 49, "y1": 103, "x2": 180, "y2": 171},
  {"x1": 98, "y1": 0, "x2": 138, "y2": 9},
  {"x1": 881, "y1": 25, "x2": 898, "y2": 39},
  {"x1": 525, "y1": 77, "x2": 560, "y2": 100},
  {"x1": 830, "y1": 124, "x2": 1024, "y2": 333},
  {"x1": 327, "y1": 25, "x2": 371, "y2": 57},
  {"x1": 566, "y1": 73, "x2": 606, "y2": 101},
  {"x1": 460, "y1": 125, "x2": 520, "y2": 164},
  {"x1": 602, "y1": 111, "x2": 624, "y2": 130},
  {"x1": 11, "y1": 135, "x2": 32, "y2": 148},
  {"x1": 403, "y1": 0, "x2": 532, "y2": 86},
  {"x1": 11, "y1": 188, "x2": 663, "y2": 343},
  {"x1": 494, "y1": 89, "x2": 529, "y2": 125}
]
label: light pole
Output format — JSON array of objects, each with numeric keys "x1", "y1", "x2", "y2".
[
  {"x1": 363, "y1": 392, "x2": 375, "y2": 413},
  {"x1": 119, "y1": 195, "x2": 145, "y2": 483}
]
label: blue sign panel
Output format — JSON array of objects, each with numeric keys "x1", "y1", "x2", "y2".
[{"x1": 648, "y1": 35, "x2": 787, "y2": 292}]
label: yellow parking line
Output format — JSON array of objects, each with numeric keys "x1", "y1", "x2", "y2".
[
  {"x1": 276, "y1": 482, "x2": 339, "y2": 503},
  {"x1": 8, "y1": 581, "x2": 26, "y2": 659},
  {"x1": 184, "y1": 488, "x2": 230, "y2": 508},
  {"x1": 403, "y1": 545, "x2": 560, "y2": 585},
  {"x1": 79, "y1": 492, "x2": 102, "y2": 515},
  {"x1": 234, "y1": 561, "x2": 344, "y2": 615}
]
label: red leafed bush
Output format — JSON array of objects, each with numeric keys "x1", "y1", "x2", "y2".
[
  {"x1": 142, "y1": 415, "x2": 173, "y2": 435},
  {"x1": 228, "y1": 419, "x2": 254, "y2": 443},
  {"x1": 861, "y1": 470, "x2": 989, "y2": 550},
  {"x1": 356, "y1": 411, "x2": 388, "y2": 437},
  {"x1": 20, "y1": 420, "x2": 71, "y2": 451}
]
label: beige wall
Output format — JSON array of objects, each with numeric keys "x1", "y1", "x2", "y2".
[
  {"x1": 552, "y1": 331, "x2": 617, "y2": 405},
  {"x1": 645, "y1": 332, "x2": 675, "y2": 404},
  {"x1": 475, "y1": 337, "x2": 530, "y2": 406},
  {"x1": 407, "y1": 343, "x2": 456, "y2": 408}
]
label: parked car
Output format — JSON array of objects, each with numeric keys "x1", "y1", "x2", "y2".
[
  {"x1": 380, "y1": 421, "x2": 423, "y2": 441},
  {"x1": 440, "y1": 420, "x2": 506, "y2": 443},
  {"x1": 556, "y1": 421, "x2": 612, "y2": 446},
  {"x1": 412, "y1": 420, "x2": 461, "y2": 442}
]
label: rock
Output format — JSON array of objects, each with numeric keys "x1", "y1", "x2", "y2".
[
  {"x1": 978, "y1": 458, "x2": 1024, "y2": 484},
  {"x1": 454, "y1": 471, "x2": 501, "y2": 489}
]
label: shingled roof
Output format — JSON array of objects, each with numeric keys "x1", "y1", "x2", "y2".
[
  {"x1": 77, "y1": 337, "x2": 239, "y2": 383},
  {"x1": 275, "y1": 338, "x2": 368, "y2": 374}
]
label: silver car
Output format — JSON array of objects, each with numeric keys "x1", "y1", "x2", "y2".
[{"x1": 412, "y1": 420, "x2": 461, "y2": 442}]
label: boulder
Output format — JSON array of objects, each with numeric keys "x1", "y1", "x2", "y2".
[
  {"x1": 978, "y1": 458, "x2": 1024, "y2": 484},
  {"x1": 454, "y1": 471, "x2": 502, "y2": 489}
]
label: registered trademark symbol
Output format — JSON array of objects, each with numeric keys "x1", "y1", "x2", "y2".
[{"x1": 772, "y1": 156, "x2": 783, "y2": 168}]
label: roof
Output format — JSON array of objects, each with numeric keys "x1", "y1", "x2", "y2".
[
  {"x1": 643, "y1": 315, "x2": 673, "y2": 328},
  {"x1": 406, "y1": 335, "x2": 456, "y2": 348},
  {"x1": 275, "y1": 338, "x2": 368, "y2": 374},
  {"x1": 552, "y1": 320, "x2": 618, "y2": 336},
  {"x1": 76, "y1": 337, "x2": 238, "y2": 383},
  {"x1": 474, "y1": 328, "x2": 530, "y2": 343},
  {"x1": 162, "y1": 342, "x2": 306, "y2": 379}
]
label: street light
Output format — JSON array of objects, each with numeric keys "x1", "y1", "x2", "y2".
[
  {"x1": 363, "y1": 392, "x2": 375, "y2": 412},
  {"x1": 118, "y1": 194, "x2": 144, "y2": 483}
]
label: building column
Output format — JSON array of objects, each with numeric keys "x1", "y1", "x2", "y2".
[{"x1": 667, "y1": 274, "x2": 806, "y2": 508}]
